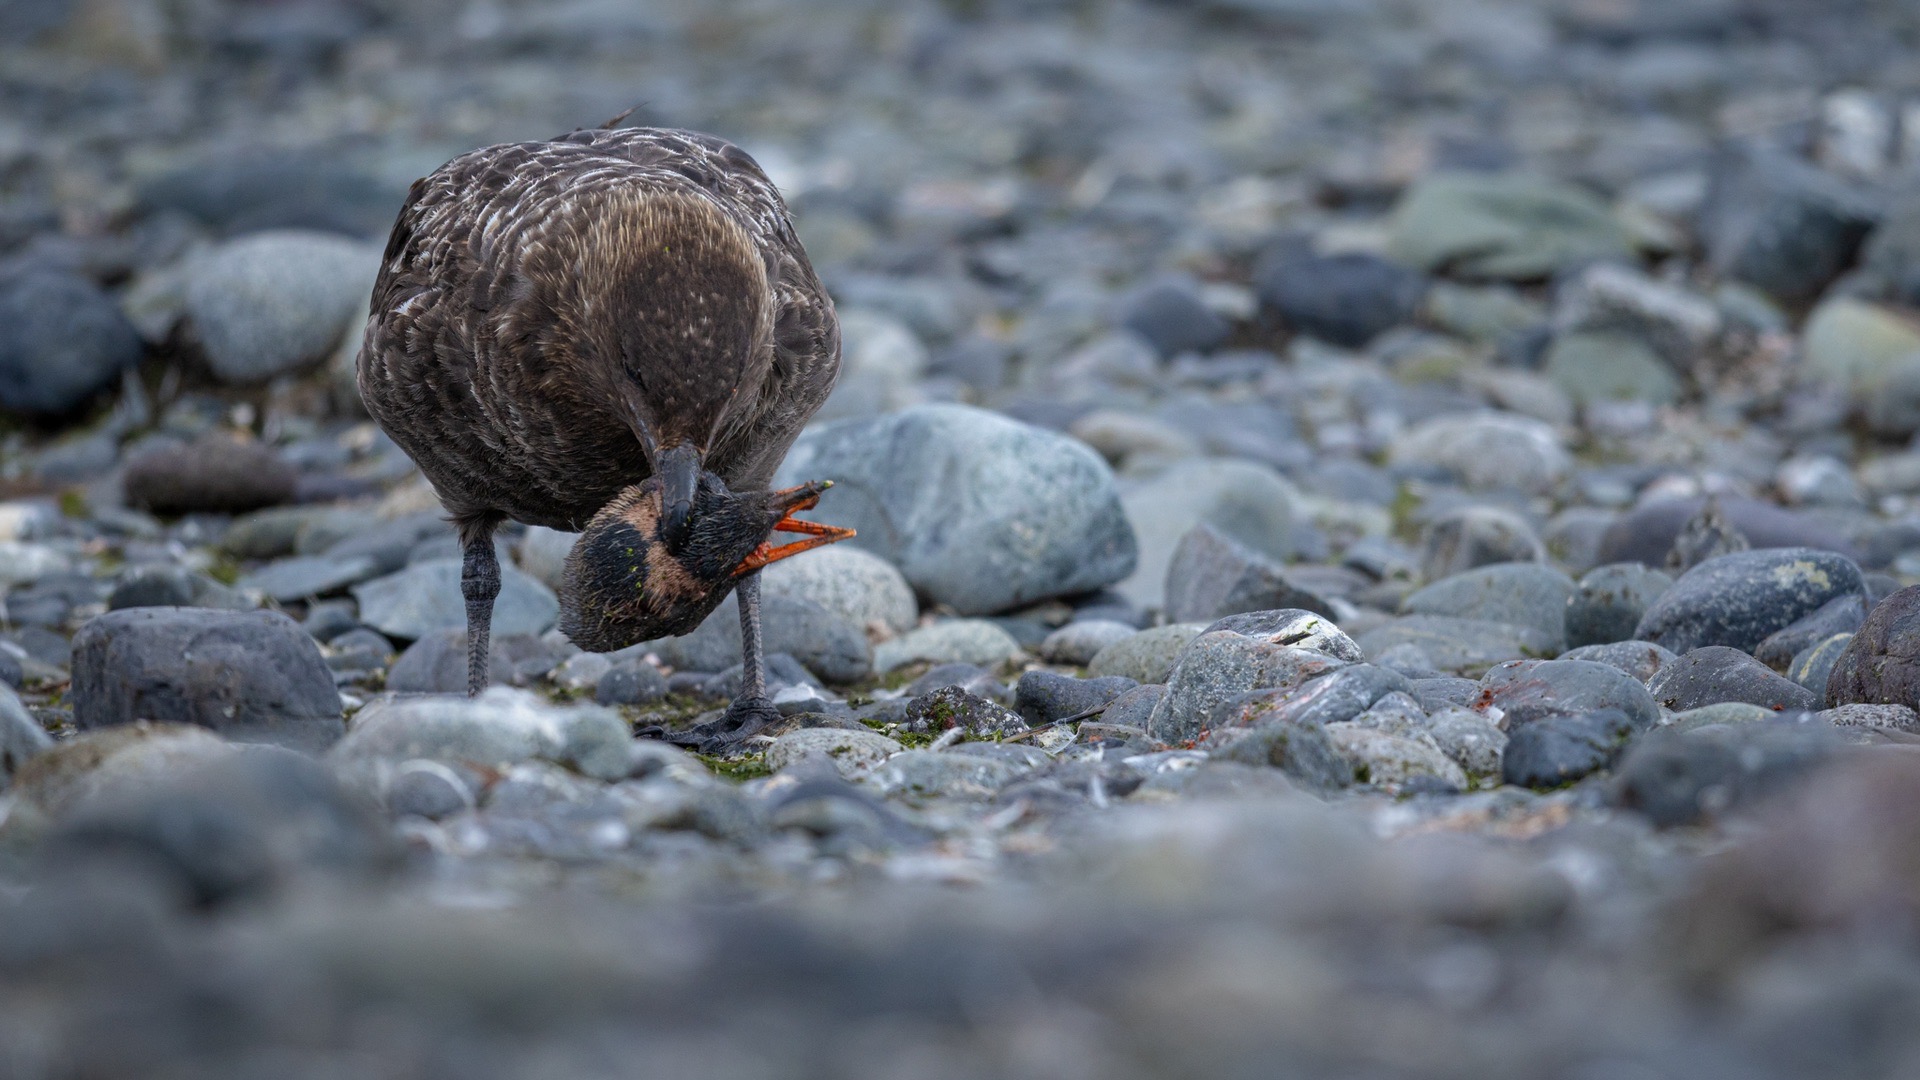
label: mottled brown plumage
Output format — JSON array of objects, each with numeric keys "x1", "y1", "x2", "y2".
[
  {"x1": 358, "y1": 126, "x2": 839, "y2": 536},
  {"x1": 356, "y1": 125, "x2": 848, "y2": 743}
]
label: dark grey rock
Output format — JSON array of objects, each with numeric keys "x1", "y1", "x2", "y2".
[
  {"x1": 1013, "y1": 670, "x2": 1137, "y2": 724},
  {"x1": 1119, "y1": 277, "x2": 1229, "y2": 357},
  {"x1": 1699, "y1": 143, "x2": 1879, "y2": 306},
  {"x1": 1791, "y1": 633, "x2": 1854, "y2": 703},
  {"x1": 1211, "y1": 718, "x2": 1356, "y2": 793},
  {"x1": 1634, "y1": 547, "x2": 1867, "y2": 654},
  {"x1": 122, "y1": 436, "x2": 299, "y2": 515},
  {"x1": 137, "y1": 154, "x2": 405, "y2": 237},
  {"x1": 1253, "y1": 247, "x2": 1427, "y2": 348},
  {"x1": 107, "y1": 565, "x2": 252, "y2": 612},
  {"x1": 1597, "y1": 497, "x2": 1862, "y2": 566},
  {"x1": 774, "y1": 404, "x2": 1137, "y2": 615},
  {"x1": 1566, "y1": 563, "x2": 1673, "y2": 649},
  {"x1": 1207, "y1": 665, "x2": 1412, "y2": 735},
  {"x1": 1401, "y1": 562, "x2": 1575, "y2": 650},
  {"x1": 1410, "y1": 676, "x2": 1478, "y2": 712},
  {"x1": 1501, "y1": 709, "x2": 1636, "y2": 790},
  {"x1": 1611, "y1": 720, "x2": 1842, "y2": 827},
  {"x1": 0, "y1": 648, "x2": 21, "y2": 689},
  {"x1": 1753, "y1": 593, "x2": 1867, "y2": 671},
  {"x1": 902, "y1": 686, "x2": 1028, "y2": 738},
  {"x1": 595, "y1": 658, "x2": 671, "y2": 706},
  {"x1": 1824, "y1": 585, "x2": 1920, "y2": 708},
  {"x1": 1557, "y1": 640, "x2": 1677, "y2": 683},
  {"x1": 1648, "y1": 646, "x2": 1818, "y2": 713},
  {"x1": 1098, "y1": 684, "x2": 1166, "y2": 731},
  {"x1": 70, "y1": 607, "x2": 343, "y2": 751},
  {"x1": 1164, "y1": 523, "x2": 1333, "y2": 623},
  {"x1": 635, "y1": 589, "x2": 868, "y2": 683},
  {"x1": 0, "y1": 266, "x2": 143, "y2": 416},
  {"x1": 1480, "y1": 658, "x2": 1660, "y2": 731},
  {"x1": 237, "y1": 554, "x2": 381, "y2": 602},
  {"x1": 1149, "y1": 628, "x2": 1354, "y2": 745}
]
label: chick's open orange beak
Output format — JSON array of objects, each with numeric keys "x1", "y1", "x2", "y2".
[{"x1": 733, "y1": 481, "x2": 857, "y2": 577}]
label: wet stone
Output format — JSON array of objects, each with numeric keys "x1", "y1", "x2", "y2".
[
  {"x1": 1648, "y1": 647, "x2": 1818, "y2": 714},
  {"x1": 1500, "y1": 709, "x2": 1636, "y2": 790},
  {"x1": 1479, "y1": 658, "x2": 1660, "y2": 732},
  {"x1": 1557, "y1": 640, "x2": 1676, "y2": 683}
]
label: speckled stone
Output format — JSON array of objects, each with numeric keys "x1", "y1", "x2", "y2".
[{"x1": 1634, "y1": 548, "x2": 1866, "y2": 655}]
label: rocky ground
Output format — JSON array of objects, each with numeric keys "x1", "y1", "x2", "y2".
[{"x1": 7, "y1": 0, "x2": 1920, "y2": 1076}]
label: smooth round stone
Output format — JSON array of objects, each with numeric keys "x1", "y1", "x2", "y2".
[
  {"x1": 122, "y1": 436, "x2": 299, "y2": 515},
  {"x1": 385, "y1": 629, "x2": 510, "y2": 693},
  {"x1": 1419, "y1": 506, "x2": 1546, "y2": 582},
  {"x1": 1556, "y1": 641, "x2": 1675, "y2": 683},
  {"x1": 1566, "y1": 564, "x2": 1673, "y2": 649},
  {"x1": 1479, "y1": 658, "x2": 1660, "y2": 732},
  {"x1": 762, "y1": 545, "x2": 918, "y2": 635},
  {"x1": 1115, "y1": 458, "x2": 1306, "y2": 609},
  {"x1": 1424, "y1": 707, "x2": 1508, "y2": 777},
  {"x1": 237, "y1": 554, "x2": 380, "y2": 602},
  {"x1": 0, "y1": 684, "x2": 53, "y2": 786},
  {"x1": 1252, "y1": 247, "x2": 1427, "y2": 349},
  {"x1": 70, "y1": 607, "x2": 343, "y2": 751},
  {"x1": 1824, "y1": 585, "x2": 1920, "y2": 708},
  {"x1": 0, "y1": 541, "x2": 74, "y2": 587},
  {"x1": 1401, "y1": 562, "x2": 1574, "y2": 651},
  {"x1": 1013, "y1": 670, "x2": 1137, "y2": 724},
  {"x1": 1649, "y1": 647, "x2": 1818, "y2": 714},
  {"x1": 1040, "y1": 619, "x2": 1138, "y2": 665},
  {"x1": 352, "y1": 558, "x2": 559, "y2": 642},
  {"x1": 1596, "y1": 497, "x2": 1860, "y2": 567},
  {"x1": 873, "y1": 619, "x2": 1022, "y2": 675},
  {"x1": 765, "y1": 728, "x2": 902, "y2": 779},
  {"x1": 645, "y1": 593, "x2": 871, "y2": 683},
  {"x1": 774, "y1": 404, "x2": 1136, "y2": 616},
  {"x1": 1633, "y1": 548, "x2": 1866, "y2": 655},
  {"x1": 1326, "y1": 725, "x2": 1467, "y2": 794},
  {"x1": 385, "y1": 759, "x2": 475, "y2": 820},
  {"x1": 1388, "y1": 412, "x2": 1571, "y2": 494},
  {"x1": 1817, "y1": 703, "x2": 1920, "y2": 733},
  {"x1": 107, "y1": 565, "x2": 252, "y2": 611},
  {"x1": 593, "y1": 660, "x2": 669, "y2": 706},
  {"x1": 1356, "y1": 615, "x2": 1556, "y2": 677},
  {"x1": 1701, "y1": 145, "x2": 1877, "y2": 306},
  {"x1": 1667, "y1": 703, "x2": 1778, "y2": 733},
  {"x1": 184, "y1": 230, "x2": 381, "y2": 383},
  {"x1": 1118, "y1": 277, "x2": 1229, "y2": 358},
  {"x1": 1499, "y1": 709, "x2": 1635, "y2": 790},
  {"x1": 514, "y1": 526, "x2": 577, "y2": 591},
  {"x1": 1387, "y1": 172, "x2": 1636, "y2": 280},
  {"x1": 0, "y1": 266, "x2": 144, "y2": 416}
]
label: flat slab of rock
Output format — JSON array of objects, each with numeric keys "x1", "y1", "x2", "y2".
[
  {"x1": 71, "y1": 607, "x2": 343, "y2": 751},
  {"x1": 1358, "y1": 615, "x2": 1556, "y2": 676}
]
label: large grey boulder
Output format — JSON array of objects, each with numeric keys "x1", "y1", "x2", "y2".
[
  {"x1": 774, "y1": 404, "x2": 1136, "y2": 614},
  {"x1": 184, "y1": 230, "x2": 381, "y2": 383},
  {"x1": 70, "y1": 607, "x2": 343, "y2": 751}
]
